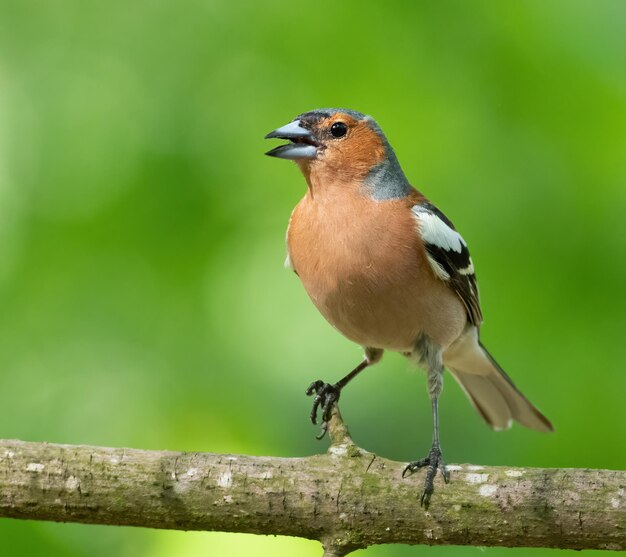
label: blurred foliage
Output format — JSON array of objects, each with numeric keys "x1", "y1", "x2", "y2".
[{"x1": 0, "y1": 0, "x2": 625, "y2": 555}]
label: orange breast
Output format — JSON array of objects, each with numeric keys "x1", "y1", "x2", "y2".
[{"x1": 287, "y1": 189, "x2": 466, "y2": 352}]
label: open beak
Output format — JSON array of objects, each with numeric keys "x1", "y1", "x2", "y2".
[{"x1": 264, "y1": 120, "x2": 319, "y2": 160}]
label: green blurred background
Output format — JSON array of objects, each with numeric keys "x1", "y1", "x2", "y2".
[{"x1": 0, "y1": 0, "x2": 624, "y2": 555}]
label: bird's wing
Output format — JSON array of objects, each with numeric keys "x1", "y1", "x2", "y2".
[{"x1": 411, "y1": 202, "x2": 483, "y2": 326}]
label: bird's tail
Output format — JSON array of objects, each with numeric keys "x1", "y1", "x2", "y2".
[{"x1": 447, "y1": 340, "x2": 553, "y2": 433}]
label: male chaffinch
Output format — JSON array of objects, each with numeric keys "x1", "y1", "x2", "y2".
[{"x1": 265, "y1": 108, "x2": 552, "y2": 506}]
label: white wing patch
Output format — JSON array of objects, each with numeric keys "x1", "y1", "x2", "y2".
[
  {"x1": 412, "y1": 206, "x2": 466, "y2": 254},
  {"x1": 412, "y1": 206, "x2": 470, "y2": 280},
  {"x1": 458, "y1": 260, "x2": 475, "y2": 275},
  {"x1": 411, "y1": 203, "x2": 483, "y2": 325}
]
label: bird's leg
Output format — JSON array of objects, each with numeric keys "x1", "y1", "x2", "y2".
[
  {"x1": 306, "y1": 348, "x2": 382, "y2": 439},
  {"x1": 305, "y1": 359, "x2": 368, "y2": 440},
  {"x1": 402, "y1": 365, "x2": 450, "y2": 508}
]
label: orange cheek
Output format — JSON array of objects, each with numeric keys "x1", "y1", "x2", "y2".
[
  {"x1": 350, "y1": 125, "x2": 387, "y2": 165},
  {"x1": 332, "y1": 124, "x2": 386, "y2": 177}
]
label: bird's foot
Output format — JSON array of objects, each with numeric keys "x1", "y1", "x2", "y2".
[
  {"x1": 402, "y1": 443, "x2": 450, "y2": 508},
  {"x1": 305, "y1": 380, "x2": 341, "y2": 439}
]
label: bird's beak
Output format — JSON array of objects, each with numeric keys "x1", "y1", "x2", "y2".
[{"x1": 264, "y1": 120, "x2": 319, "y2": 160}]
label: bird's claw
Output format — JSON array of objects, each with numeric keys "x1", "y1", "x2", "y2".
[
  {"x1": 305, "y1": 380, "x2": 341, "y2": 439},
  {"x1": 402, "y1": 444, "x2": 450, "y2": 508}
]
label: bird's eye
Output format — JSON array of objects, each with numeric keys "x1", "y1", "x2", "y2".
[{"x1": 330, "y1": 122, "x2": 348, "y2": 138}]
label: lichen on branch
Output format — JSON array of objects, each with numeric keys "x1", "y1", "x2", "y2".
[{"x1": 0, "y1": 410, "x2": 624, "y2": 555}]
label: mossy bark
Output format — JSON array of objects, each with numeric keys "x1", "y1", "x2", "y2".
[{"x1": 0, "y1": 412, "x2": 624, "y2": 554}]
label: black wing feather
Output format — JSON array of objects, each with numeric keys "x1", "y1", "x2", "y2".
[{"x1": 415, "y1": 202, "x2": 483, "y2": 326}]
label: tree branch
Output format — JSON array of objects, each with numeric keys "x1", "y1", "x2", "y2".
[{"x1": 0, "y1": 410, "x2": 624, "y2": 555}]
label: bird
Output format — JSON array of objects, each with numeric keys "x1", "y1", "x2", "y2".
[{"x1": 264, "y1": 108, "x2": 553, "y2": 506}]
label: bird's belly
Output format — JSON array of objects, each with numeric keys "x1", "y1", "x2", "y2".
[
  {"x1": 293, "y1": 248, "x2": 466, "y2": 352},
  {"x1": 314, "y1": 278, "x2": 427, "y2": 351}
]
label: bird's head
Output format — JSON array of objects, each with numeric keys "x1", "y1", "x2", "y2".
[{"x1": 265, "y1": 108, "x2": 411, "y2": 198}]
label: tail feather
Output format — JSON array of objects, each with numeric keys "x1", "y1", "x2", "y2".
[
  {"x1": 446, "y1": 337, "x2": 553, "y2": 433},
  {"x1": 451, "y1": 371, "x2": 513, "y2": 430}
]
